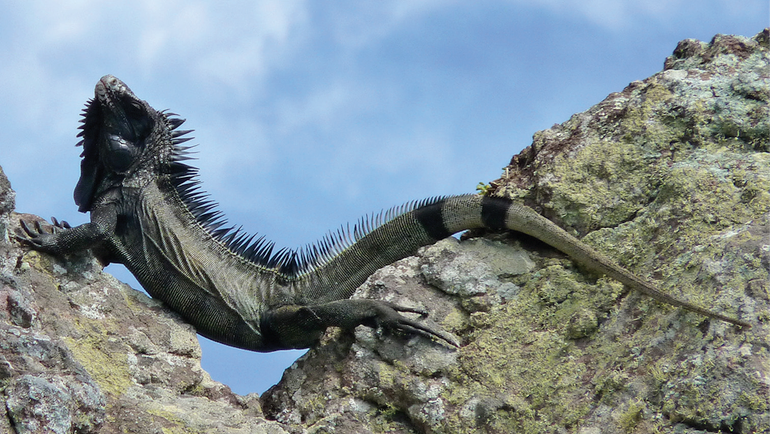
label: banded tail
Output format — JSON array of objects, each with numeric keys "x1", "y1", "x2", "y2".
[{"x1": 297, "y1": 194, "x2": 750, "y2": 329}]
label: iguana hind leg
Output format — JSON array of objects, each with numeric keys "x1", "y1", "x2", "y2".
[{"x1": 261, "y1": 300, "x2": 459, "y2": 351}]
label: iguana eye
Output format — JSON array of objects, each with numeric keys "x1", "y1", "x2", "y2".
[
  {"x1": 127, "y1": 101, "x2": 144, "y2": 116},
  {"x1": 124, "y1": 100, "x2": 153, "y2": 139}
]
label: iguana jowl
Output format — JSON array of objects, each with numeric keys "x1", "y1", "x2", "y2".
[{"x1": 19, "y1": 75, "x2": 750, "y2": 352}]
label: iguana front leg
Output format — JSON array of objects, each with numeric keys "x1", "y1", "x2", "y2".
[
  {"x1": 261, "y1": 300, "x2": 459, "y2": 350},
  {"x1": 17, "y1": 205, "x2": 118, "y2": 255}
]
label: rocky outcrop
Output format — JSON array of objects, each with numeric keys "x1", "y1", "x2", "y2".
[
  {"x1": 262, "y1": 29, "x2": 770, "y2": 433},
  {"x1": 0, "y1": 166, "x2": 286, "y2": 432},
  {"x1": 0, "y1": 29, "x2": 768, "y2": 433}
]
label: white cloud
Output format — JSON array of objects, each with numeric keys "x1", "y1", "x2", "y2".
[
  {"x1": 322, "y1": 0, "x2": 458, "y2": 49},
  {"x1": 273, "y1": 81, "x2": 382, "y2": 134},
  {"x1": 510, "y1": 0, "x2": 689, "y2": 30},
  {"x1": 0, "y1": 1, "x2": 311, "y2": 106},
  {"x1": 133, "y1": 0, "x2": 309, "y2": 89},
  {"x1": 558, "y1": 0, "x2": 765, "y2": 32}
]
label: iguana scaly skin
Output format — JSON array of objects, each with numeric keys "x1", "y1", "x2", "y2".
[{"x1": 19, "y1": 75, "x2": 750, "y2": 352}]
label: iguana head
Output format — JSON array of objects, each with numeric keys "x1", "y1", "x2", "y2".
[{"x1": 74, "y1": 75, "x2": 192, "y2": 212}]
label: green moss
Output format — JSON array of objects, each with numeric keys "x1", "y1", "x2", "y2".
[
  {"x1": 63, "y1": 320, "x2": 132, "y2": 397},
  {"x1": 593, "y1": 369, "x2": 630, "y2": 404},
  {"x1": 144, "y1": 406, "x2": 203, "y2": 434},
  {"x1": 545, "y1": 139, "x2": 653, "y2": 232},
  {"x1": 618, "y1": 401, "x2": 644, "y2": 432},
  {"x1": 492, "y1": 99, "x2": 767, "y2": 432},
  {"x1": 367, "y1": 403, "x2": 412, "y2": 433},
  {"x1": 476, "y1": 182, "x2": 492, "y2": 195},
  {"x1": 435, "y1": 267, "x2": 608, "y2": 433}
]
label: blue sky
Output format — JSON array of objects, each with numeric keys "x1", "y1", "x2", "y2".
[{"x1": 1, "y1": 1, "x2": 766, "y2": 395}]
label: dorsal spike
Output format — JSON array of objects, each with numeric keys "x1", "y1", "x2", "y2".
[
  {"x1": 162, "y1": 104, "x2": 450, "y2": 275},
  {"x1": 172, "y1": 136, "x2": 195, "y2": 145},
  {"x1": 172, "y1": 129, "x2": 194, "y2": 138}
]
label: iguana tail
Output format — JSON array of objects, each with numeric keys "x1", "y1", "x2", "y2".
[{"x1": 296, "y1": 194, "x2": 749, "y2": 328}]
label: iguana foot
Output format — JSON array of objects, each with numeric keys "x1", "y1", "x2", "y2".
[
  {"x1": 263, "y1": 299, "x2": 460, "y2": 350},
  {"x1": 364, "y1": 301, "x2": 460, "y2": 347},
  {"x1": 17, "y1": 217, "x2": 71, "y2": 252}
]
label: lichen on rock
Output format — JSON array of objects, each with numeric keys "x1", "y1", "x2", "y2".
[{"x1": 263, "y1": 29, "x2": 769, "y2": 434}]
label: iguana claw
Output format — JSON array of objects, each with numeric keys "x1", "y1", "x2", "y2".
[
  {"x1": 17, "y1": 217, "x2": 69, "y2": 252},
  {"x1": 372, "y1": 302, "x2": 460, "y2": 348}
]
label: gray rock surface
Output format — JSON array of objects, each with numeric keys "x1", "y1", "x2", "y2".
[
  {"x1": 262, "y1": 29, "x2": 770, "y2": 433},
  {"x1": 0, "y1": 170, "x2": 286, "y2": 432},
  {"x1": 0, "y1": 29, "x2": 768, "y2": 433}
]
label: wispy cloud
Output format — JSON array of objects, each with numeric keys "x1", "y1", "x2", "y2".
[
  {"x1": 507, "y1": 0, "x2": 748, "y2": 30},
  {"x1": 318, "y1": 0, "x2": 455, "y2": 49},
  {"x1": 138, "y1": 0, "x2": 309, "y2": 91}
]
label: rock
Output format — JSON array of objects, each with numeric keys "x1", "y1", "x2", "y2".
[
  {"x1": 1, "y1": 28, "x2": 768, "y2": 434},
  {"x1": 0, "y1": 172, "x2": 286, "y2": 432},
  {"x1": 263, "y1": 29, "x2": 770, "y2": 433},
  {"x1": 0, "y1": 166, "x2": 14, "y2": 245}
]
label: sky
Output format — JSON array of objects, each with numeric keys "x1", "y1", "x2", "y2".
[{"x1": 0, "y1": 1, "x2": 766, "y2": 395}]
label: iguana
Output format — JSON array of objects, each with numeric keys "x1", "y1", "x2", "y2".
[{"x1": 18, "y1": 75, "x2": 750, "y2": 352}]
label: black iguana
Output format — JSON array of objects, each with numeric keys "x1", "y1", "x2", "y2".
[{"x1": 18, "y1": 75, "x2": 750, "y2": 352}]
